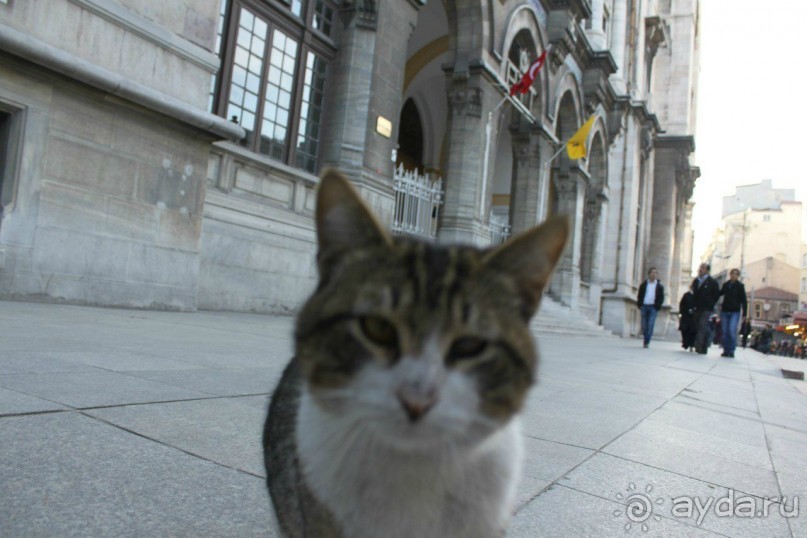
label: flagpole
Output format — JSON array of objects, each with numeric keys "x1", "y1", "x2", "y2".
[
  {"x1": 480, "y1": 106, "x2": 501, "y2": 219},
  {"x1": 545, "y1": 143, "x2": 567, "y2": 166}
]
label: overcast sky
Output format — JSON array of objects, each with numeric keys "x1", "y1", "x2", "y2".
[{"x1": 691, "y1": 0, "x2": 807, "y2": 271}]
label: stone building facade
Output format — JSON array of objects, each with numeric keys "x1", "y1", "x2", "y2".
[{"x1": 0, "y1": 0, "x2": 700, "y2": 337}]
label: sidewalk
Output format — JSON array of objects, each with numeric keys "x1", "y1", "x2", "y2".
[{"x1": 1, "y1": 300, "x2": 805, "y2": 537}]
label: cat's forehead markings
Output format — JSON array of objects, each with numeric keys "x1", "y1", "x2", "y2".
[{"x1": 354, "y1": 285, "x2": 389, "y2": 311}]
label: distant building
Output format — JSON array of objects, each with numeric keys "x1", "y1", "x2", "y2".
[
  {"x1": 722, "y1": 179, "x2": 795, "y2": 219},
  {"x1": 703, "y1": 181, "x2": 802, "y2": 299},
  {"x1": 750, "y1": 287, "x2": 798, "y2": 328}
]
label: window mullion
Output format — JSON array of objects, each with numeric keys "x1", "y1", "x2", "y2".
[
  {"x1": 216, "y1": 0, "x2": 241, "y2": 117},
  {"x1": 253, "y1": 21, "x2": 274, "y2": 153},
  {"x1": 287, "y1": 45, "x2": 307, "y2": 168}
]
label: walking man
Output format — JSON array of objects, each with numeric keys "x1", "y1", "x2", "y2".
[
  {"x1": 719, "y1": 268, "x2": 748, "y2": 358},
  {"x1": 637, "y1": 267, "x2": 664, "y2": 348},
  {"x1": 692, "y1": 263, "x2": 721, "y2": 354}
]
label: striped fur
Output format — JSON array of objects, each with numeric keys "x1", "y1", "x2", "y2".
[{"x1": 264, "y1": 169, "x2": 568, "y2": 537}]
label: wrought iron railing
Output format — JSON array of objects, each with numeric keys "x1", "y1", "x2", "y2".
[
  {"x1": 392, "y1": 164, "x2": 443, "y2": 239},
  {"x1": 489, "y1": 212, "x2": 511, "y2": 245}
]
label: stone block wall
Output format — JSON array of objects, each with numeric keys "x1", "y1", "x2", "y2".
[
  {"x1": 199, "y1": 142, "x2": 319, "y2": 314},
  {"x1": 0, "y1": 0, "x2": 218, "y2": 109},
  {"x1": 0, "y1": 54, "x2": 211, "y2": 310}
]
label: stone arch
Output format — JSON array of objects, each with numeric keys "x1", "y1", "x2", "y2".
[
  {"x1": 548, "y1": 88, "x2": 580, "y2": 217},
  {"x1": 550, "y1": 72, "x2": 584, "y2": 129},
  {"x1": 498, "y1": 5, "x2": 549, "y2": 119}
]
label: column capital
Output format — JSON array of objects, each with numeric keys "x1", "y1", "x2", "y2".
[{"x1": 341, "y1": 0, "x2": 378, "y2": 30}]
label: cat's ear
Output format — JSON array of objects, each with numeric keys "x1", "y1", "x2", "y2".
[
  {"x1": 482, "y1": 215, "x2": 569, "y2": 318},
  {"x1": 315, "y1": 168, "x2": 392, "y2": 267}
]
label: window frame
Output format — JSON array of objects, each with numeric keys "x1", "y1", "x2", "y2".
[
  {"x1": 213, "y1": 0, "x2": 338, "y2": 173},
  {"x1": 0, "y1": 100, "x2": 25, "y2": 219}
]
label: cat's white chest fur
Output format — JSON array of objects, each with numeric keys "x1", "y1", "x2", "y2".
[{"x1": 296, "y1": 377, "x2": 524, "y2": 538}]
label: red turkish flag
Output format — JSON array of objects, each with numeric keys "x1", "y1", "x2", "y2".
[{"x1": 509, "y1": 50, "x2": 548, "y2": 96}]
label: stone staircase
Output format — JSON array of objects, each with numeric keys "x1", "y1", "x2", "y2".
[{"x1": 529, "y1": 295, "x2": 617, "y2": 338}]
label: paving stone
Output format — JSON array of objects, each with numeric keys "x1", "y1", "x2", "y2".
[
  {"x1": 87, "y1": 395, "x2": 270, "y2": 477},
  {"x1": 0, "y1": 351, "x2": 101, "y2": 374},
  {"x1": 0, "y1": 370, "x2": 209, "y2": 408},
  {"x1": 603, "y1": 421, "x2": 780, "y2": 499},
  {"x1": 126, "y1": 366, "x2": 286, "y2": 396},
  {"x1": 0, "y1": 413, "x2": 277, "y2": 536},
  {"x1": 648, "y1": 400, "x2": 768, "y2": 449},
  {"x1": 2, "y1": 301, "x2": 806, "y2": 536},
  {"x1": 0, "y1": 386, "x2": 67, "y2": 415},
  {"x1": 559, "y1": 452, "x2": 793, "y2": 537},
  {"x1": 509, "y1": 484, "x2": 723, "y2": 537}
]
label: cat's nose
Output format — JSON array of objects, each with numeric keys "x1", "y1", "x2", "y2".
[{"x1": 397, "y1": 388, "x2": 436, "y2": 422}]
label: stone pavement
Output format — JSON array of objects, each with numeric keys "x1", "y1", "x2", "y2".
[{"x1": 1, "y1": 300, "x2": 805, "y2": 537}]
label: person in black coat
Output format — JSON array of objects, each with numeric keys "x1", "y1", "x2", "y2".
[
  {"x1": 678, "y1": 286, "x2": 697, "y2": 351},
  {"x1": 691, "y1": 263, "x2": 721, "y2": 354},
  {"x1": 719, "y1": 268, "x2": 748, "y2": 358},
  {"x1": 637, "y1": 267, "x2": 665, "y2": 348},
  {"x1": 740, "y1": 319, "x2": 752, "y2": 348}
]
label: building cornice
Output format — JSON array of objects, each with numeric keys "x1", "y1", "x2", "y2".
[
  {"x1": 0, "y1": 23, "x2": 244, "y2": 141},
  {"x1": 655, "y1": 134, "x2": 696, "y2": 153}
]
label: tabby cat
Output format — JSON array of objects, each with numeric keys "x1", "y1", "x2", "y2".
[{"x1": 263, "y1": 169, "x2": 568, "y2": 538}]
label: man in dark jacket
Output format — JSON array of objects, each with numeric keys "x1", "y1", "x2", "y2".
[
  {"x1": 692, "y1": 263, "x2": 721, "y2": 354},
  {"x1": 637, "y1": 267, "x2": 664, "y2": 348},
  {"x1": 719, "y1": 268, "x2": 748, "y2": 358}
]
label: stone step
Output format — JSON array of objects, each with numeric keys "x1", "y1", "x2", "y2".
[{"x1": 528, "y1": 296, "x2": 617, "y2": 338}]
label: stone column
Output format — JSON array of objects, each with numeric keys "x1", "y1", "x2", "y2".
[
  {"x1": 319, "y1": 5, "x2": 377, "y2": 175},
  {"x1": 648, "y1": 147, "x2": 677, "y2": 294},
  {"x1": 671, "y1": 166, "x2": 697, "y2": 305},
  {"x1": 438, "y1": 71, "x2": 499, "y2": 245},
  {"x1": 649, "y1": 137, "x2": 694, "y2": 331},
  {"x1": 580, "y1": 185, "x2": 608, "y2": 320},
  {"x1": 669, "y1": 188, "x2": 686, "y2": 308},
  {"x1": 509, "y1": 127, "x2": 542, "y2": 234},
  {"x1": 550, "y1": 162, "x2": 587, "y2": 309},
  {"x1": 587, "y1": 0, "x2": 607, "y2": 50},
  {"x1": 319, "y1": 1, "x2": 420, "y2": 225},
  {"x1": 609, "y1": 0, "x2": 628, "y2": 87}
]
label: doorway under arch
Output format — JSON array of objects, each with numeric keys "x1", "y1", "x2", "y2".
[{"x1": 397, "y1": 97, "x2": 425, "y2": 173}]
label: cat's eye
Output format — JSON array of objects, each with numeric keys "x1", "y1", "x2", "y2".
[
  {"x1": 359, "y1": 316, "x2": 398, "y2": 348},
  {"x1": 446, "y1": 337, "x2": 488, "y2": 363}
]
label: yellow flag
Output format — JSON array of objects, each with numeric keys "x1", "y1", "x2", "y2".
[{"x1": 566, "y1": 115, "x2": 596, "y2": 160}]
